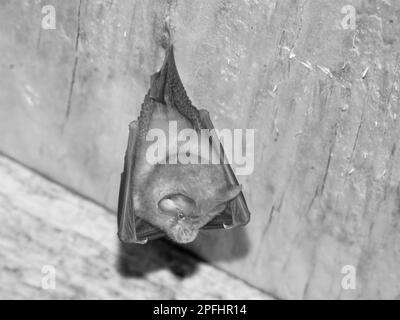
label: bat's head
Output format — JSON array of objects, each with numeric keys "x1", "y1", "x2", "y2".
[
  {"x1": 136, "y1": 164, "x2": 242, "y2": 243},
  {"x1": 157, "y1": 184, "x2": 242, "y2": 243}
]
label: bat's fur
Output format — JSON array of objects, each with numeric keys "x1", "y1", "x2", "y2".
[{"x1": 135, "y1": 163, "x2": 241, "y2": 243}]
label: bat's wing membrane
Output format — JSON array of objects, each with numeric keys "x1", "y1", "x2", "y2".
[
  {"x1": 118, "y1": 50, "x2": 170, "y2": 244},
  {"x1": 199, "y1": 109, "x2": 251, "y2": 230},
  {"x1": 117, "y1": 120, "x2": 164, "y2": 244}
]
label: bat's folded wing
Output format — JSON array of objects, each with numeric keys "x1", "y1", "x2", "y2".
[
  {"x1": 199, "y1": 109, "x2": 251, "y2": 230},
  {"x1": 117, "y1": 120, "x2": 164, "y2": 244}
]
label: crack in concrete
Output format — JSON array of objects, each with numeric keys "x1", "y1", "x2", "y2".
[{"x1": 65, "y1": 0, "x2": 83, "y2": 121}]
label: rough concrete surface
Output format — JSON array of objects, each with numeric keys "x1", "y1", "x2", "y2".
[
  {"x1": 0, "y1": 0, "x2": 400, "y2": 299},
  {"x1": 0, "y1": 154, "x2": 271, "y2": 299}
]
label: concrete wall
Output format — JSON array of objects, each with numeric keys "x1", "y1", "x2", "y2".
[{"x1": 1, "y1": 0, "x2": 400, "y2": 299}]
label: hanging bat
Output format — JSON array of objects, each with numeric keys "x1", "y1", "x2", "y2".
[{"x1": 117, "y1": 23, "x2": 251, "y2": 244}]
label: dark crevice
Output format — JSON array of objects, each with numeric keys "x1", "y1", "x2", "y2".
[
  {"x1": 65, "y1": 0, "x2": 83, "y2": 120},
  {"x1": 320, "y1": 124, "x2": 338, "y2": 195}
]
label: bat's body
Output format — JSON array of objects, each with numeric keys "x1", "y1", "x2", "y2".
[
  {"x1": 135, "y1": 163, "x2": 241, "y2": 243},
  {"x1": 117, "y1": 24, "x2": 251, "y2": 244}
]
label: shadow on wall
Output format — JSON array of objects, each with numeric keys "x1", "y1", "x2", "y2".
[
  {"x1": 188, "y1": 227, "x2": 251, "y2": 262},
  {"x1": 117, "y1": 239, "x2": 199, "y2": 279},
  {"x1": 116, "y1": 227, "x2": 250, "y2": 279}
]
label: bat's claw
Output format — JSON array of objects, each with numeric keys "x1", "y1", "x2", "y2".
[
  {"x1": 135, "y1": 238, "x2": 148, "y2": 245},
  {"x1": 223, "y1": 223, "x2": 236, "y2": 230}
]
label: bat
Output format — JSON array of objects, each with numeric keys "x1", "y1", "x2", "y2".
[{"x1": 117, "y1": 22, "x2": 251, "y2": 244}]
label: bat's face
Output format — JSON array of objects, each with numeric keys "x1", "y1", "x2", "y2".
[
  {"x1": 157, "y1": 193, "x2": 201, "y2": 243},
  {"x1": 135, "y1": 163, "x2": 242, "y2": 243}
]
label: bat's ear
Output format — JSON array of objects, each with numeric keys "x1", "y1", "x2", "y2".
[
  {"x1": 117, "y1": 120, "x2": 164, "y2": 244},
  {"x1": 199, "y1": 109, "x2": 251, "y2": 230}
]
